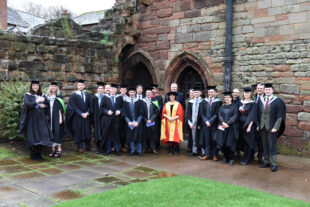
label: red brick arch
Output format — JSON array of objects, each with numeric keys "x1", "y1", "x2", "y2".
[
  {"x1": 163, "y1": 51, "x2": 214, "y2": 93},
  {"x1": 119, "y1": 48, "x2": 160, "y2": 86}
]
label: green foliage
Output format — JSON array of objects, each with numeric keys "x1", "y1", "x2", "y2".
[
  {"x1": 0, "y1": 80, "x2": 30, "y2": 140},
  {"x1": 54, "y1": 176, "x2": 309, "y2": 207},
  {"x1": 61, "y1": 18, "x2": 73, "y2": 38},
  {"x1": 100, "y1": 30, "x2": 114, "y2": 46}
]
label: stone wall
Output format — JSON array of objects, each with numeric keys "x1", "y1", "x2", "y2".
[{"x1": 116, "y1": 0, "x2": 310, "y2": 156}]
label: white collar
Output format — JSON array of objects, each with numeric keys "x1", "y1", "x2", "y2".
[
  {"x1": 241, "y1": 99, "x2": 255, "y2": 104},
  {"x1": 189, "y1": 97, "x2": 202, "y2": 103}
]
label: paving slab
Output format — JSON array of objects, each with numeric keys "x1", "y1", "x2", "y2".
[
  {"x1": 41, "y1": 174, "x2": 85, "y2": 187},
  {"x1": 8, "y1": 172, "x2": 45, "y2": 181},
  {"x1": 21, "y1": 197, "x2": 57, "y2": 207},
  {"x1": 0, "y1": 159, "x2": 20, "y2": 166},
  {"x1": 39, "y1": 168, "x2": 63, "y2": 175},
  {"x1": 0, "y1": 165, "x2": 31, "y2": 174},
  {"x1": 123, "y1": 170, "x2": 152, "y2": 179},
  {"x1": 15, "y1": 180, "x2": 66, "y2": 195},
  {"x1": 88, "y1": 184, "x2": 118, "y2": 194}
]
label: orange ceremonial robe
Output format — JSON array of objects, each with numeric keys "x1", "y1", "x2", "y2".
[{"x1": 160, "y1": 101, "x2": 184, "y2": 145}]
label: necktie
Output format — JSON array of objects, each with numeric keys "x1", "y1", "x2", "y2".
[
  {"x1": 209, "y1": 98, "x2": 212, "y2": 107},
  {"x1": 81, "y1": 92, "x2": 85, "y2": 103},
  {"x1": 195, "y1": 98, "x2": 198, "y2": 108},
  {"x1": 99, "y1": 95, "x2": 103, "y2": 107},
  {"x1": 264, "y1": 97, "x2": 269, "y2": 110}
]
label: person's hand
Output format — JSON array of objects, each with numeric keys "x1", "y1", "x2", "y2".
[
  {"x1": 239, "y1": 106, "x2": 243, "y2": 111},
  {"x1": 128, "y1": 122, "x2": 133, "y2": 127},
  {"x1": 36, "y1": 97, "x2": 45, "y2": 103},
  {"x1": 222, "y1": 122, "x2": 229, "y2": 128},
  {"x1": 108, "y1": 110, "x2": 113, "y2": 116},
  {"x1": 134, "y1": 122, "x2": 139, "y2": 127},
  {"x1": 206, "y1": 121, "x2": 211, "y2": 127},
  {"x1": 115, "y1": 110, "x2": 120, "y2": 116},
  {"x1": 189, "y1": 124, "x2": 193, "y2": 129},
  {"x1": 38, "y1": 104, "x2": 46, "y2": 108},
  {"x1": 147, "y1": 120, "x2": 152, "y2": 124},
  {"x1": 81, "y1": 113, "x2": 87, "y2": 119},
  {"x1": 197, "y1": 126, "x2": 200, "y2": 130},
  {"x1": 246, "y1": 126, "x2": 251, "y2": 133},
  {"x1": 271, "y1": 128, "x2": 277, "y2": 133}
]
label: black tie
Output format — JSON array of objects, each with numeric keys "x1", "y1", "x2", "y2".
[{"x1": 81, "y1": 92, "x2": 85, "y2": 103}]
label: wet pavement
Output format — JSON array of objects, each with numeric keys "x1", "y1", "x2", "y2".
[{"x1": 0, "y1": 143, "x2": 309, "y2": 206}]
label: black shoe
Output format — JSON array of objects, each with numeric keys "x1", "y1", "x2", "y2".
[
  {"x1": 104, "y1": 152, "x2": 110, "y2": 156},
  {"x1": 188, "y1": 152, "x2": 198, "y2": 156},
  {"x1": 258, "y1": 158, "x2": 263, "y2": 164},
  {"x1": 95, "y1": 148, "x2": 101, "y2": 154},
  {"x1": 137, "y1": 152, "x2": 143, "y2": 156},
  {"x1": 271, "y1": 166, "x2": 278, "y2": 172},
  {"x1": 221, "y1": 158, "x2": 227, "y2": 163},
  {"x1": 116, "y1": 151, "x2": 121, "y2": 156},
  {"x1": 260, "y1": 163, "x2": 271, "y2": 168},
  {"x1": 86, "y1": 148, "x2": 92, "y2": 152},
  {"x1": 229, "y1": 160, "x2": 234, "y2": 165},
  {"x1": 128, "y1": 152, "x2": 135, "y2": 156}
]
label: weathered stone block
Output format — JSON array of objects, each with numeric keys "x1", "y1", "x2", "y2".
[
  {"x1": 175, "y1": 33, "x2": 192, "y2": 43},
  {"x1": 280, "y1": 84, "x2": 300, "y2": 94},
  {"x1": 298, "y1": 121, "x2": 310, "y2": 131},
  {"x1": 193, "y1": 31, "x2": 210, "y2": 42},
  {"x1": 298, "y1": 112, "x2": 310, "y2": 121}
]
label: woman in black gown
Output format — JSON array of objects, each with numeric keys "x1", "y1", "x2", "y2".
[
  {"x1": 19, "y1": 80, "x2": 52, "y2": 160},
  {"x1": 216, "y1": 91, "x2": 239, "y2": 165},
  {"x1": 238, "y1": 87, "x2": 258, "y2": 165},
  {"x1": 45, "y1": 82, "x2": 65, "y2": 158}
]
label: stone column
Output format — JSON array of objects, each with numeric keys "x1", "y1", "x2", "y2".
[{"x1": 0, "y1": 0, "x2": 7, "y2": 31}]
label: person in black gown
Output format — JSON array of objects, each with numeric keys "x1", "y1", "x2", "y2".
[
  {"x1": 142, "y1": 87, "x2": 159, "y2": 154},
  {"x1": 258, "y1": 83, "x2": 286, "y2": 172},
  {"x1": 19, "y1": 80, "x2": 52, "y2": 160},
  {"x1": 151, "y1": 84, "x2": 163, "y2": 149},
  {"x1": 90, "y1": 82, "x2": 105, "y2": 153},
  {"x1": 65, "y1": 79, "x2": 91, "y2": 153},
  {"x1": 123, "y1": 87, "x2": 144, "y2": 156},
  {"x1": 100, "y1": 83, "x2": 123, "y2": 156},
  {"x1": 215, "y1": 91, "x2": 239, "y2": 165},
  {"x1": 45, "y1": 82, "x2": 65, "y2": 158},
  {"x1": 238, "y1": 87, "x2": 258, "y2": 165}
]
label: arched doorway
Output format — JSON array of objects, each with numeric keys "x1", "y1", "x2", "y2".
[
  {"x1": 164, "y1": 52, "x2": 214, "y2": 98},
  {"x1": 121, "y1": 62, "x2": 154, "y2": 87},
  {"x1": 119, "y1": 46, "x2": 158, "y2": 87},
  {"x1": 177, "y1": 66, "x2": 205, "y2": 99}
]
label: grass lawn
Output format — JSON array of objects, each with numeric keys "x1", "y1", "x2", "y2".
[{"x1": 53, "y1": 176, "x2": 310, "y2": 207}]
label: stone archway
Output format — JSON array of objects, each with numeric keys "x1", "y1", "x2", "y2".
[
  {"x1": 119, "y1": 46, "x2": 159, "y2": 87},
  {"x1": 164, "y1": 52, "x2": 213, "y2": 98}
]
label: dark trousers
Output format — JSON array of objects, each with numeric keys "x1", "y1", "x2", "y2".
[
  {"x1": 222, "y1": 146, "x2": 235, "y2": 161},
  {"x1": 77, "y1": 140, "x2": 91, "y2": 150},
  {"x1": 202, "y1": 127, "x2": 218, "y2": 157},
  {"x1": 243, "y1": 142, "x2": 252, "y2": 163},
  {"x1": 261, "y1": 127, "x2": 277, "y2": 166},
  {"x1": 106, "y1": 138, "x2": 119, "y2": 153}
]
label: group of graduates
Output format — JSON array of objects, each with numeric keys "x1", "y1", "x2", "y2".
[
  {"x1": 19, "y1": 79, "x2": 286, "y2": 172},
  {"x1": 186, "y1": 83, "x2": 286, "y2": 172}
]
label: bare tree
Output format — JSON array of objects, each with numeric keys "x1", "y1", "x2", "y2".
[{"x1": 22, "y1": 2, "x2": 75, "y2": 20}]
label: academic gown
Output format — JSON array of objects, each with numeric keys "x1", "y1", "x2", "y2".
[
  {"x1": 123, "y1": 97, "x2": 144, "y2": 143},
  {"x1": 90, "y1": 94, "x2": 104, "y2": 144},
  {"x1": 19, "y1": 93, "x2": 52, "y2": 148},
  {"x1": 142, "y1": 98, "x2": 159, "y2": 149},
  {"x1": 100, "y1": 95, "x2": 123, "y2": 145},
  {"x1": 164, "y1": 92, "x2": 185, "y2": 111},
  {"x1": 65, "y1": 91, "x2": 91, "y2": 143},
  {"x1": 199, "y1": 97, "x2": 222, "y2": 148},
  {"x1": 45, "y1": 94, "x2": 65, "y2": 144},
  {"x1": 258, "y1": 96, "x2": 286, "y2": 139},
  {"x1": 214, "y1": 104, "x2": 239, "y2": 151},
  {"x1": 120, "y1": 95, "x2": 129, "y2": 146},
  {"x1": 151, "y1": 95, "x2": 163, "y2": 146},
  {"x1": 238, "y1": 100, "x2": 258, "y2": 151},
  {"x1": 187, "y1": 98, "x2": 203, "y2": 150}
]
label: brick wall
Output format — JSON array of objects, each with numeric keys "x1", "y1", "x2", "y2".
[
  {"x1": 118, "y1": 0, "x2": 310, "y2": 156},
  {"x1": 0, "y1": 0, "x2": 7, "y2": 30}
]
